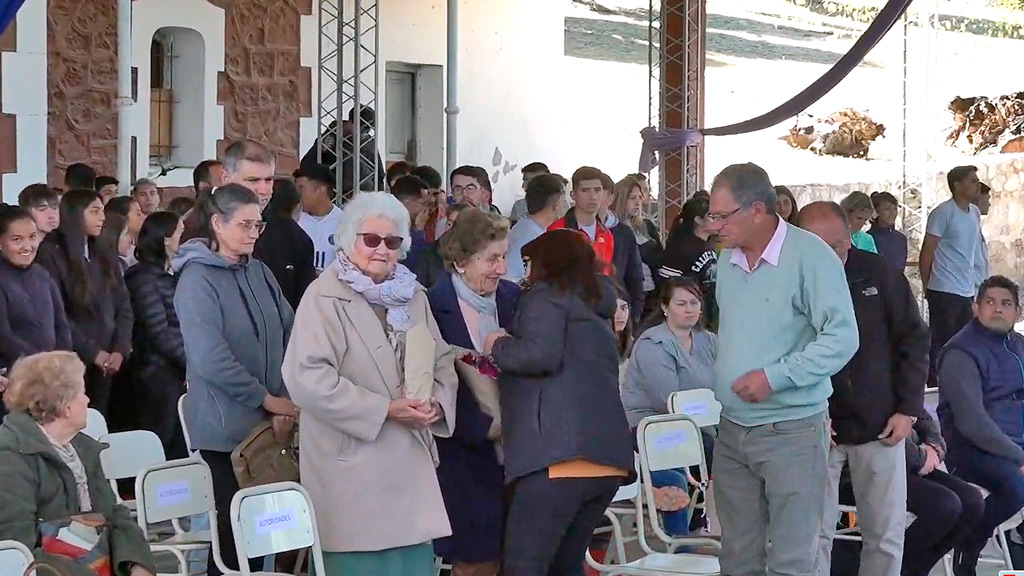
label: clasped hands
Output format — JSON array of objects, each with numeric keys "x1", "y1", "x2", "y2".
[{"x1": 388, "y1": 397, "x2": 443, "y2": 429}]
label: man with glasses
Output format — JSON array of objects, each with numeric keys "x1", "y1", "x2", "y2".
[
  {"x1": 17, "y1": 184, "x2": 60, "y2": 237},
  {"x1": 225, "y1": 139, "x2": 315, "y2": 310},
  {"x1": 450, "y1": 165, "x2": 501, "y2": 216},
  {"x1": 708, "y1": 163, "x2": 859, "y2": 576}
]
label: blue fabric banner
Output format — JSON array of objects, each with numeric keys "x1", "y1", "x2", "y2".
[{"x1": 0, "y1": 0, "x2": 27, "y2": 38}]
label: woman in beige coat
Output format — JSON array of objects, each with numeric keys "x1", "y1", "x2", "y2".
[{"x1": 282, "y1": 192, "x2": 458, "y2": 576}]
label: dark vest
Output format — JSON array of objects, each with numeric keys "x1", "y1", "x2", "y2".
[{"x1": 938, "y1": 319, "x2": 1024, "y2": 451}]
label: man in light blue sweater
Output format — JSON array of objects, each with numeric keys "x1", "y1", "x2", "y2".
[{"x1": 708, "y1": 163, "x2": 859, "y2": 576}]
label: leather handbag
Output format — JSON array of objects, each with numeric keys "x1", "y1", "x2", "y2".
[{"x1": 230, "y1": 420, "x2": 299, "y2": 489}]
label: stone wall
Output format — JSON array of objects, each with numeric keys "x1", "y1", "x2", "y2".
[
  {"x1": 209, "y1": 0, "x2": 312, "y2": 176},
  {"x1": 786, "y1": 154, "x2": 1024, "y2": 288},
  {"x1": 47, "y1": 0, "x2": 120, "y2": 185}
]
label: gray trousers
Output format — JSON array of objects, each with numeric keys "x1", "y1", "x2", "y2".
[
  {"x1": 714, "y1": 411, "x2": 829, "y2": 576},
  {"x1": 817, "y1": 440, "x2": 907, "y2": 576}
]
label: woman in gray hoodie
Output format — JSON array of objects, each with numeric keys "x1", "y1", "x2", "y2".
[{"x1": 172, "y1": 184, "x2": 296, "y2": 576}]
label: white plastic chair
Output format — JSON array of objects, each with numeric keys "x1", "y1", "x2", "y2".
[
  {"x1": 667, "y1": 389, "x2": 721, "y2": 532},
  {"x1": 586, "y1": 461, "x2": 641, "y2": 570},
  {"x1": 667, "y1": 389, "x2": 722, "y2": 428},
  {"x1": 178, "y1": 393, "x2": 194, "y2": 454},
  {"x1": 0, "y1": 540, "x2": 34, "y2": 576},
  {"x1": 588, "y1": 414, "x2": 721, "y2": 575},
  {"x1": 82, "y1": 408, "x2": 108, "y2": 439},
  {"x1": 135, "y1": 457, "x2": 233, "y2": 576},
  {"x1": 100, "y1": 430, "x2": 167, "y2": 510},
  {"x1": 229, "y1": 482, "x2": 326, "y2": 576},
  {"x1": 971, "y1": 484, "x2": 1024, "y2": 569}
]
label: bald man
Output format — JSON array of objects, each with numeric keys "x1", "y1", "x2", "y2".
[{"x1": 798, "y1": 202, "x2": 929, "y2": 576}]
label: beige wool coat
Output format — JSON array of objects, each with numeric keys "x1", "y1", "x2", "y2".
[{"x1": 282, "y1": 268, "x2": 458, "y2": 553}]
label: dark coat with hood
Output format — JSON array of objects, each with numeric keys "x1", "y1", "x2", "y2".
[
  {"x1": 172, "y1": 239, "x2": 294, "y2": 453},
  {"x1": 0, "y1": 412, "x2": 156, "y2": 576},
  {"x1": 427, "y1": 273, "x2": 519, "y2": 563},
  {"x1": 491, "y1": 279, "x2": 634, "y2": 483}
]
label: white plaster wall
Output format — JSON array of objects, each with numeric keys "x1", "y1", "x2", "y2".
[
  {"x1": 1, "y1": 0, "x2": 48, "y2": 204},
  {"x1": 450, "y1": 0, "x2": 570, "y2": 211},
  {"x1": 301, "y1": 0, "x2": 570, "y2": 210},
  {"x1": 131, "y1": 0, "x2": 225, "y2": 187}
]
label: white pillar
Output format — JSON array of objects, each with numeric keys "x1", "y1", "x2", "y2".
[
  {"x1": 445, "y1": 0, "x2": 459, "y2": 178},
  {"x1": 116, "y1": 0, "x2": 133, "y2": 192}
]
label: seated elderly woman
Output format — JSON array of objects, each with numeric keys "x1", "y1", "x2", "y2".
[
  {"x1": 427, "y1": 207, "x2": 520, "y2": 576},
  {"x1": 0, "y1": 351, "x2": 156, "y2": 576},
  {"x1": 282, "y1": 192, "x2": 458, "y2": 576}
]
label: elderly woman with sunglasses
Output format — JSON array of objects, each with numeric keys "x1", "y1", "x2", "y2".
[{"x1": 282, "y1": 192, "x2": 458, "y2": 576}]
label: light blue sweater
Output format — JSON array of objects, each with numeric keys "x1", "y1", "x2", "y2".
[{"x1": 714, "y1": 224, "x2": 859, "y2": 426}]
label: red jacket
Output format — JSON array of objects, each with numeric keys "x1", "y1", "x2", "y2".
[{"x1": 547, "y1": 210, "x2": 615, "y2": 272}]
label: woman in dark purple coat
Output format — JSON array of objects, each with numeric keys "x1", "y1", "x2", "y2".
[{"x1": 427, "y1": 208, "x2": 519, "y2": 576}]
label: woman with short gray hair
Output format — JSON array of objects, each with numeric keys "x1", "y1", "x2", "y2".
[
  {"x1": 173, "y1": 183, "x2": 296, "y2": 576},
  {"x1": 283, "y1": 192, "x2": 458, "y2": 576}
]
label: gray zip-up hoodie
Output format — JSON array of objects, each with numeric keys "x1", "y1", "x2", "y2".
[{"x1": 171, "y1": 239, "x2": 294, "y2": 452}]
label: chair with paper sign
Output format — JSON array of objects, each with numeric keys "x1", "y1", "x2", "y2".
[
  {"x1": 135, "y1": 457, "x2": 234, "y2": 576},
  {"x1": 667, "y1": 389, "x2": 721, "y2": 428},
  {"x1": 587, "y1": 414, "x2": 721, "y2": 575},
  {"x1": 0, "y1": 539, "x2": 34, "y2": 576},
  {"x1": 229, "y1": 482, "x2": 326, "y2": 576},
  {"x1": 667, "y1": 389, "x2": 721, "y2": 533}
]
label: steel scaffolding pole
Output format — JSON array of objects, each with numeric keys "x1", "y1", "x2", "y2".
[
  {"x1": 651, "y1": 0, "x2": 705, "y2": 237},
  {"x1": 317, "y1": 0, "x2": 380, "y2": 200}
]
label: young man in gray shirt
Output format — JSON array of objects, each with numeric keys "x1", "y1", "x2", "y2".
[{"x1": 919, "y1": 165, "x2": 982, "y2": 386}]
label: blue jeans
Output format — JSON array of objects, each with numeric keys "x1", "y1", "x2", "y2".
[
  {"x1": 648, "y1": 431, "x2": 715, "y2": 536},
  {"x1": 948, "y1": 445, "x2": 1024, "y2": 558}
]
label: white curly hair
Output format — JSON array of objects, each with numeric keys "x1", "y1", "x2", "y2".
[{"x1": 335, "y1": 191, "x2": 412, "y2": 259}]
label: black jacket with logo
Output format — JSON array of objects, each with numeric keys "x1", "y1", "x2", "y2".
[{"x1": 830, "y1": 248, "x2": 929, "y2": 445}]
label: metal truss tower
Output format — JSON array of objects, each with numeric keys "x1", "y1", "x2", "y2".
[
  {"x1": 648, "y1": 0, "x2": 705, "y2": 236},
  {"x1": 894, "y1": 0, "x2": 938, "y2": 310},
  {"x1": 317, "y1": 0, "x2": 380, "y2": 200}
]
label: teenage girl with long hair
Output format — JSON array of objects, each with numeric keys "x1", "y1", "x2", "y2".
[{"x1": 37, "y1": 190, "x2": 133, "y2": 419}]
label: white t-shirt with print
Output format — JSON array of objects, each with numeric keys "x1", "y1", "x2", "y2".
[{"x1": 299, "y1": 205, "x2": 344, "y2": 273}]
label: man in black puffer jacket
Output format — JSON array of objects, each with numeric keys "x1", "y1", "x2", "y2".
[
  {"x1": 798, "y1": 202, "x2": 929, "y2": 576},
  {"x1": 123, "y1": 214, "x2": 189, "y2": 459}
]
